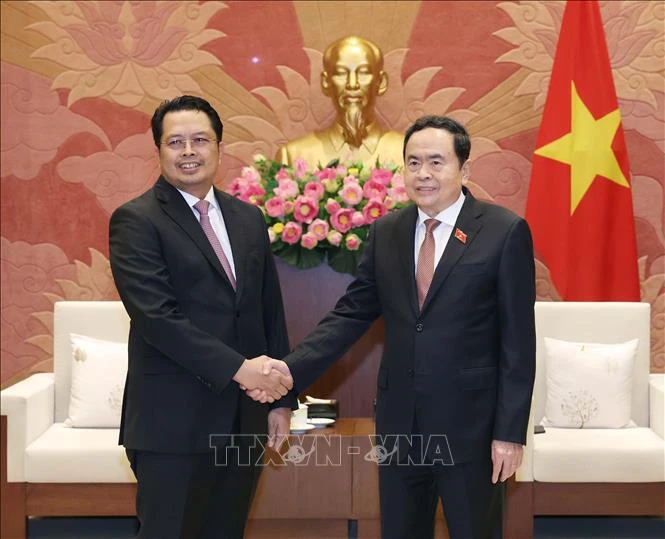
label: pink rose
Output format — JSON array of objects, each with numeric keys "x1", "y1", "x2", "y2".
[
  {"x1": 308, "y1": 219, "x2": 329, "y2": 241},
  {"x1": 238, "y1": 183, "x2": 265, "y2": 205},
  {"x1": 281, "y1": 222, "x2": 302, "y2": 245},
  {"x1": 265, "y1": 196, "x2": 286, "y2": 217},
  {"x1": 335, "y1": 165, "x2": 347, "y2": 177},
  {"x1": 325, "y1": 198, "x2": 341, "y2": 215},
  {"x1": 275, "y1": 168, "x2": 291, "y2": 181},
  {"x1": 351, "y1": 211, "x2": 365, "y2": 227},
  {"x1": 330, "y1": 208, "x2": 354, "y2": 233},
  {"x1": 227, "y1": 177, "x2": 247, "y2": 196},
  {"x1": 300, "y1": 232, "x2": 318, "y2": 250},
  {"x1": 274, "y1": 178, "x2": 299, "y2": 199},
  {"x1": 284, "y1": 200, "x2": 295, "y2": 215},
  {"x1": 293, "y1": 195, "x2": 319, "y2": 224},
  {"x1": 294, "y1": 158, "x2": 309, "y2": 180},
  {"x1": 391, "y1": 172, "x2": 404, "y2": 188},
  {"x1": 389, "y1": 186, "x2": 410, "y2": 204},
  {"x1": 343, "y1": 175, "x2": 359, "y2": 184},
  {"x1": 363, "y1": 179, "x2": 387, "y2": 201},
  {"x1": 315, "y1": 167, "x2": 337, "y2": 181},
  {"x1": 370, "y1": 168, "x2": 393, "y2": 185},
  {"x1": 345, "y1": 233, "x2": 362, "y2": 251},
  {"x1": 383, "y1": 196, "x2": 396, "y2": 210},
  {"x1": 304, "y1": 181, "x2": 325, "y2": 201},
  {"x1": 363, "y1": 199, "x2": 388, "y2": 224},
  {"x1": 241, "y1": 166, "x2": 261, "y2": 184},
  {"x1": 327, "y1": 230, "x2": 343, "y2": 246},
  {"x1": 339, "y1": 182, "x2": 363, "y2": 206}
]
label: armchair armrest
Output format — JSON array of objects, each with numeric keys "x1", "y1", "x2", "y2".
[
  {"x1": 1, "y1": 373, "x2": 55, "y2": 481},
  {"x1": 649, "y1": 374, "x2": 664, "y2": 440}
]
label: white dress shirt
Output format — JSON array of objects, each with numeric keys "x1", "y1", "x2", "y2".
[
  {"x1": 414, "y1": 191, "x2": 466, "y2": 275},
  {"x1": 177, "y1": 187, "x2": 237, "y2": 279}
]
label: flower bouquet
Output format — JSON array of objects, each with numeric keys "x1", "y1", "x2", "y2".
[{"x1": 226, "y1": 156, "x2": 411, "y2": 275}]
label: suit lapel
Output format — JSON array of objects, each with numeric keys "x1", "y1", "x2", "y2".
[
  {"x1": 421, "y1": 189, "x2": 483, "y2": 313},
  {"x1": 215, "y1": 188, "x2": 246, "y2": 299},
  {"x1": 155, "y1": 177, "x2": 236, "y2": 291},
  {"x1": 395, "y1": 205, "x2": 420, "y2": 316}
]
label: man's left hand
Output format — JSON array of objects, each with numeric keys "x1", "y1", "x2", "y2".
[
  {"x1": 491, "y1": 440, "x2": 523, "y2": 483},
  {"x1": 267, "y1": 407, "x2": 291, "y2": 450}
]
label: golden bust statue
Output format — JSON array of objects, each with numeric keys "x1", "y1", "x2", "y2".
[{"x1": 276, "y1": 36, "x2": 403, "y2": 169}]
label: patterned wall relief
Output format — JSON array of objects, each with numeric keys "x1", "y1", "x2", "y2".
[
  {"x1": 1, "y1": 62, "x2": 111, "y2": 180},
  {"x1": 57, "y1": 131, "x2": 159, "y2": 214},
  {"x1": 1, "y1": 0, "x2": 663, "y2": 383},
  {"x1": 1, "y1": 239, "x2": 76, "y2": 379},
  {"x1": 27, "y1": 0, "x2": 226, "y2": 108}
]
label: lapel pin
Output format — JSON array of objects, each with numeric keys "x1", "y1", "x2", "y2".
[{"x1": 454, "y1": 228, "x2": 467, "y2": 244}]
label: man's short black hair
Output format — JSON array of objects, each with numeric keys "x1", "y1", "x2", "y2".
[
  {"x1": 151, "y1": 95, "x2": 223, "y2": 147},
  {"x1": 403, "y1": 115, "x2": 471, "y2": 166}
]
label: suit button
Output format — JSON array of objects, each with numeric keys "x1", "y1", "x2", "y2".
[
  {"x1": 415, "y1": 323, "x2": 424, "y2": 332},
  {"x1": 236, "y1": 310, "x2": 240, "y2": 318},
  {"x1": 408, "y1": 368, "x2": 415, "y2": 376}
]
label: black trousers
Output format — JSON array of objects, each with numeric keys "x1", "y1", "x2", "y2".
[
  {"x1": 126, "y1": 435, "x2": 264, "y2": 539},
  {"x1": 378, "y1": 434, "x2": 502, "y2": 539}
]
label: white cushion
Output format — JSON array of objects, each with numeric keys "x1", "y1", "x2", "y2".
[
  {"x1": 54, "y1": 302, "x2": 130, "y2": 423},
  {"x1": 25, "y1": 423, "x2": 135, "y2": 483},
  {"x1": 533, "y1": 427, "x2": 665, "y2": 482},
  {"x1": 533, "y1": 302, "x2": 650, "y2": 427},
  {"x1": 542, "y1": 337, "x2": 638, "y2": 428},
  {"x1": 66, "y1": 334, "x2": 127, "y2": 428}
]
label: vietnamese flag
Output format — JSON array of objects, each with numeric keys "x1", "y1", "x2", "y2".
[{"x1": 525, "y1": 0, "x2": 639, "y2": 301}]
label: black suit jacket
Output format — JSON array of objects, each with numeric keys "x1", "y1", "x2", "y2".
[
  {"x1": 287, "y1": 188, "x2": 536, "y2": 462},
  {"x1": 109, "y1": 177, "x2": 292, "y2": 453}
]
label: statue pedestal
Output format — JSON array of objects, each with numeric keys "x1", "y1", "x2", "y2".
[{"x1": 276, "y1": 259, "x2": 384, "y2": 417}]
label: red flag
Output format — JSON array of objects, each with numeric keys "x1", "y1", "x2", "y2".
[{"x1": 525, "y1": 0, "x2": 639, "y2": 301}]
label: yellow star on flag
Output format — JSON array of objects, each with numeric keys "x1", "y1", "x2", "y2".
[{"x1": 534, "y1": 81, "x2": 629, "y2": 214}]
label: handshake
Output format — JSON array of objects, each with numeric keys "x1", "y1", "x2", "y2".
[{"x1": 233, "y1": 355, "x2": 294, "y2": 403}]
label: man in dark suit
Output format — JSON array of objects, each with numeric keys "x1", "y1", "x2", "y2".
[
  {"x1": 109, "y1": 95, "x2": 295, "y2": 539},
  {"x1": 256, "y1": 116, "x2": 536, "y2": 538}
]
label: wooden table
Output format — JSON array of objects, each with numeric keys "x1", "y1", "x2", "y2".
[{"x1": 246, "y1": 418, "x2": 449, "y2": 539}]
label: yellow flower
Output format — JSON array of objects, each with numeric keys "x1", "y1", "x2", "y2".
[
  {"x1": 323, "y1": 178, "x2": 340, "y2": 193},
  {"x1": 347, "y1": 167, "x2": 359, "y2": 176},
  {"x1": 272, "y1": 223, "x2": 285, "y2": 234}
]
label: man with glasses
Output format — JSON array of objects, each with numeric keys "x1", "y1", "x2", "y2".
[
  {"x1": 109, "y1": 95, "x2": 295, "y2": 539},
  {"x1": 257, "y1": 115, "x2": 536, "y2": 538}
]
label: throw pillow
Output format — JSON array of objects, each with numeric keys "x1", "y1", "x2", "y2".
[
  {"x1": 66, "y1": 334, "x2": 128, "y2": 428},
  {"x1": 541, "y1": 337, "x2": 638, "y2": 428}
]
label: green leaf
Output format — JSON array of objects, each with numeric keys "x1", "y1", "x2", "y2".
[
  {"x1": 273, "y1": 244, "x2": 325, "y2": 270},
  {"x1": 327, "y1": 247, "x2": 364, "y2": 276}
]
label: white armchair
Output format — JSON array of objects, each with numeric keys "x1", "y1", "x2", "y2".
[
  {"x1": 505, "y1": 302, "x2": 665, "y2": 538},
  {"x1": 1, "y1": 301, "x2": 135, "y2": 539}
]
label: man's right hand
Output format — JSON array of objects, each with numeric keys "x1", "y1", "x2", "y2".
[{"x1": 233, "y1": 356, "x2": 293, "y2": 403}]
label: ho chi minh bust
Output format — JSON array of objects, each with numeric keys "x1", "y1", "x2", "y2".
[{"x1": 276, "y1": 36, "x2": 403, "y2": 169}]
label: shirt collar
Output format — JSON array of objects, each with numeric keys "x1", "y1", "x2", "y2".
[
  {"x1": 177, "y1": 186, "x2": 218, "y2": 213},
  {"x1": 327, "y1": 122, "x2": 382, "y2": 154},
  {"x1": 416, "y1": 190, "x2": 466, "y2": 229}
]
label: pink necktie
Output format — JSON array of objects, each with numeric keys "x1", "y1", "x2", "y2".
[
  {"x1": 193, "y1": 200, "x2": 237, "y2": 290},
  {"x1": 416, "y1": 218, "x2": 440, "y2": 309}
]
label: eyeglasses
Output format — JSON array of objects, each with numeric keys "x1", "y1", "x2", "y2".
[{"x1": 161, "y1": 137, "x2": 218, "y2": 151}]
